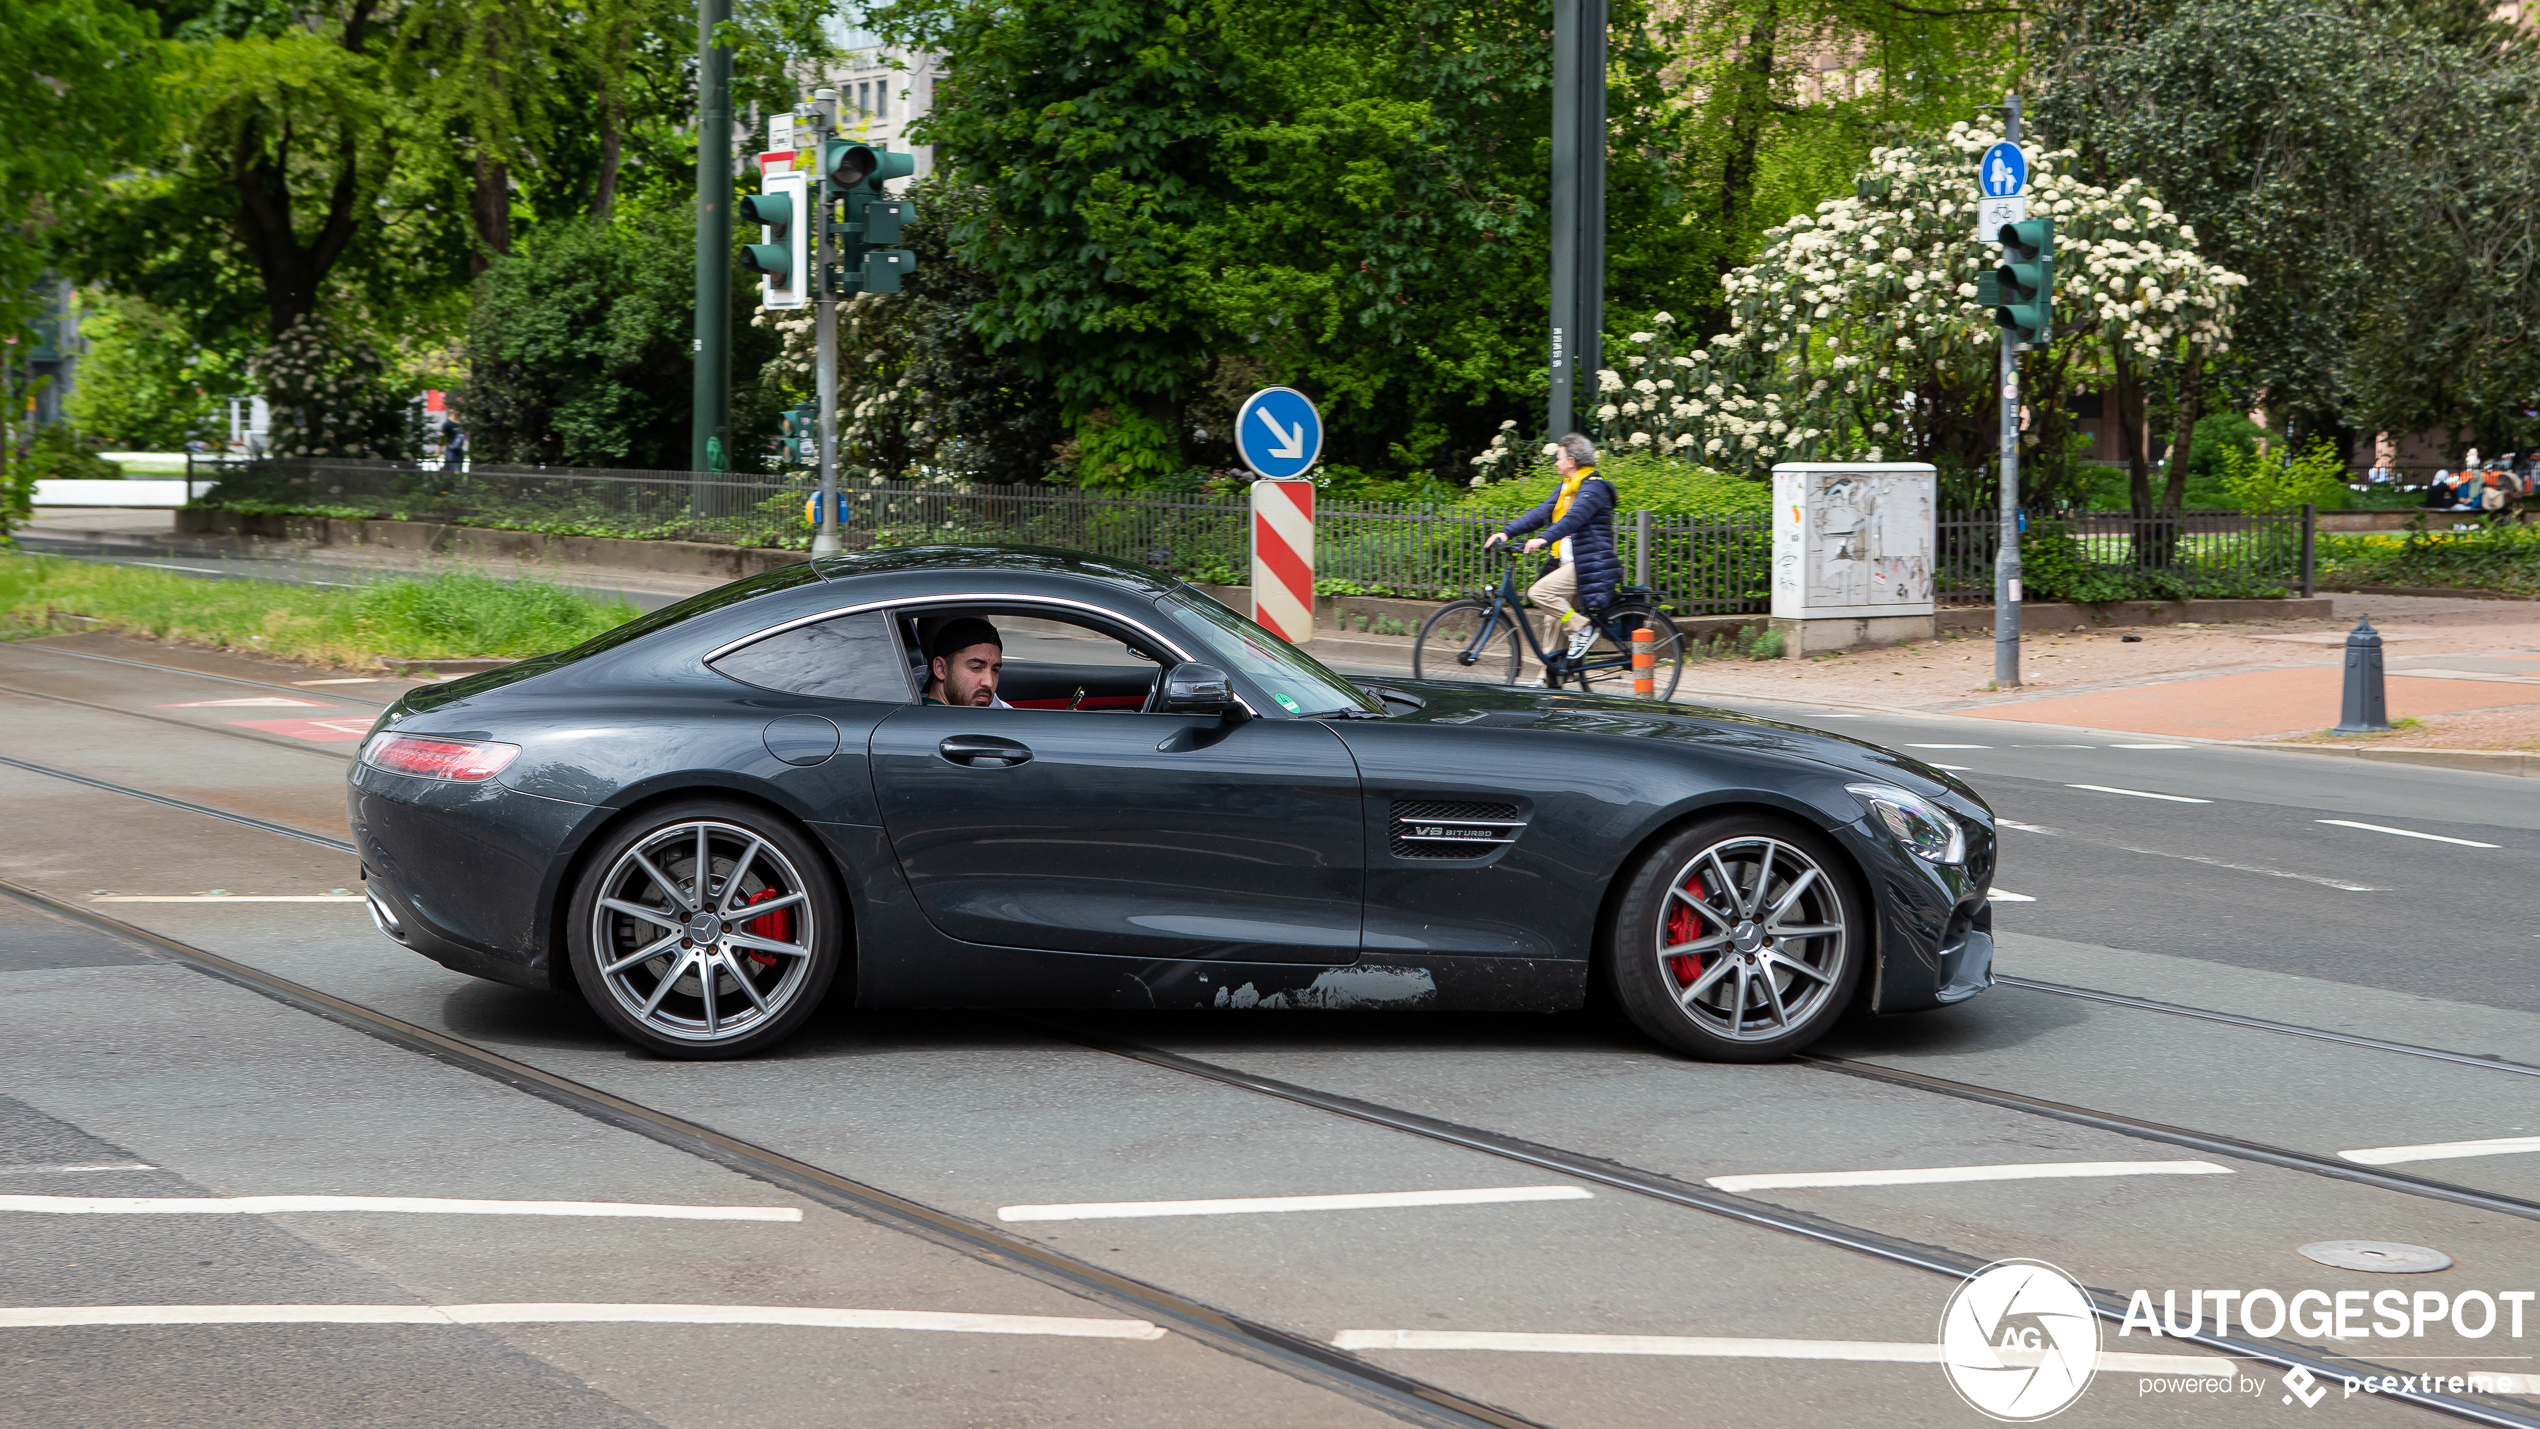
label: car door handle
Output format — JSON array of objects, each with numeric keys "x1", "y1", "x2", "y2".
[{"x1": 938, "y1": 734, "x2": 1032, "y2": 768}]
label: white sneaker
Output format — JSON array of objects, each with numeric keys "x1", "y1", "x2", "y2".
[{"x1": 1564, "y1": 626, "x2": 1597, "y2": 660}]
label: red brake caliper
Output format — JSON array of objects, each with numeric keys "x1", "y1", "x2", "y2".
[
  {"x1": 1665, "y1": 873, "x2": 1707, "y2": 986},
  {"x1": 740, "y1": 886, "x2": 791, "y2": 969}
]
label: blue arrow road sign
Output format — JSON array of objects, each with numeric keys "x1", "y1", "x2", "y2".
[
  {"x1": 1235, "y1": 386, "x2": 1322, "y2": 480},
  {"x1": 1979, "y1": 142, "x2": 2027, "y2": 199}
]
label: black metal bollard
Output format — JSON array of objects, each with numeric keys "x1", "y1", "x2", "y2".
[{"x1": 2332, "y1": 614, "x2": 2391, "y2": 734}]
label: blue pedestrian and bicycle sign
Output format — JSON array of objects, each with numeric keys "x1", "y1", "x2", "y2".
[
  {"x1": 1979, "y1": 142, "x2": 2027, "y2": 198},
  {"x1": 1235, "y1": 386, "x2": 1322, "y2": 481}
]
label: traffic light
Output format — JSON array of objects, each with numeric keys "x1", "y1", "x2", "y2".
[
  {"x1": 742, "y1": 165, "x2": 809, "y2": 310},
  {"x1": 1991, "y1": 219, "x2": 2054, "y2": 348},
  {"x1": 777, "y1": 406, "x2": 816, "y2": 466},
  {"x1": 819, "y1": 141, "x2": 920, "y2": 295}
]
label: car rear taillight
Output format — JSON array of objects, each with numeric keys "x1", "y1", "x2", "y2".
[{"x1": 362, "y1": 733, "x2": 520, "y2": 781}]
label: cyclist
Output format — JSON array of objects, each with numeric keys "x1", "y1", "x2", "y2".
[{"x1": 1483, "y1": 432, "x2": 1619, "y2": 680}]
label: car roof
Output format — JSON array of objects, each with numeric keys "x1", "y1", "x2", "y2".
[{"x1": 812, "y1": 545, "x2": 1189, "y2": 600}]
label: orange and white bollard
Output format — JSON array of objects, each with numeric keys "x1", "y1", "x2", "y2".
[{"x1": 1632, "y1": 626, "x2": 1657, "y2": 698}]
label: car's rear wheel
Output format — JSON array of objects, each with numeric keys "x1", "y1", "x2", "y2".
[
  {"x1": 1609, "y1": 815, "x2": 1862, "y2": 1061},
  {"x1": 566, "y1": 800, "x2": 842, "y2": 1059}
]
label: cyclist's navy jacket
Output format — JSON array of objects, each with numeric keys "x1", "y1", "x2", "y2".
[{"x1": 1500, "y1": 473, "x2": 1621, "y2": 612}]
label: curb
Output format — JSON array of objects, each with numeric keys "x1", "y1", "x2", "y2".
[{"x1": 2226, "y1": 742, "x2": 2540, "y2": 779}]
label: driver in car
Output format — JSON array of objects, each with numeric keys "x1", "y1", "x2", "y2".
[{"x1": 923, "y1": 617, "x2": 1013, "y2": 708}]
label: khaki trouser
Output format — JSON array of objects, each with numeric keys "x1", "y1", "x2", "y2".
[{"x1": 1528, "y1": 561, "x2": 1583, "y2": 638}]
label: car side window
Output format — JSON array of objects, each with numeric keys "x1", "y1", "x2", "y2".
[{"x1": 709, "y1": 611, "x2": 913, "y2": 702}]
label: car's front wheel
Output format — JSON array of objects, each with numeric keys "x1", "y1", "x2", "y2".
[
  {"x1": 566, "y1": 800, "x2": 843, "y2": 1058},
  {"x1": 1609, "y1": 815, "x2": 1863, "y2": 1061}
]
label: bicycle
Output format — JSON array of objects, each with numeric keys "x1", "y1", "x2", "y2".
[{"x1": 1411, "y1": 550, "x2": 1687, "y2": 699}]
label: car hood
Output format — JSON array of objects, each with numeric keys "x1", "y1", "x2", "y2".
[{"x1": 1353, "y1": 678, "x2": 1989, "y2": 812}]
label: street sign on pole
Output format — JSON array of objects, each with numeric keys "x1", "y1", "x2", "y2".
[
  {"x1": 1987, "y1": 102, "x2": 2024, "y2": 690},
  {"x1": 1251, "y1": 481, "x2": 1316, "y2": 644},
  {"x1": 1234, "y1": 387, "x2": 1322, "y2": 481},
  {"x1": 1975, "y1": 194, "x2": 2027, "y2": 243},
  {"x1": 1978, "y1": 142, "x2": 2026, "y2": 199}
]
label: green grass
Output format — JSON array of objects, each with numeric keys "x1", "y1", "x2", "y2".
[{"x1": 0, "y1": 555, "x2": 642, "y2": 666}]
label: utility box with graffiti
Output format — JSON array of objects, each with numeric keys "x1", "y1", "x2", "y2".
[{"x1": 1769, "y1": 462, "x2": 1938, "y2": 656}]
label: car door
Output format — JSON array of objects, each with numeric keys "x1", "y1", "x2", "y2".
[{"x1": 867, "y1": 610, "x2": 1364, "y2": 965}]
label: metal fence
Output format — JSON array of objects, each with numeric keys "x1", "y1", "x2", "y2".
[{"x1": 199, "y1": 461, "x2": 2312, "y2": 610}]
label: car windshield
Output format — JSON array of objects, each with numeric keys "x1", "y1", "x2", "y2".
[{"x1": 1162, "y1": 590, "x2": 1385, "y2": 718}]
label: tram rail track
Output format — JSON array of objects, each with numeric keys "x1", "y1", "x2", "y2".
[
  {"x1": 8, "y1": 648, "x2": 2540, "y2": 1424},
  {"x1": 3, "y1": 872, "x2": 2527, "y2": 1428}
]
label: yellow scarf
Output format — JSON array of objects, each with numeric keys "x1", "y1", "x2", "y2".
[{"x1": 1552, "y1": 466, "x2": 1595, "y2": 525}]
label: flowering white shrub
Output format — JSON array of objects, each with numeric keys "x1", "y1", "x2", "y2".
[
  {"x1": 246, "y1": 316, "x2": 409, "y2": 459},
  {"x1": 1476, "y1": 127, "x2": 2245, "y2": 486}
]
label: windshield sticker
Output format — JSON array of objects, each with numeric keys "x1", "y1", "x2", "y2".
[{"x1": 1271, "y1": 692, "x2": 1303, "y2": 713}]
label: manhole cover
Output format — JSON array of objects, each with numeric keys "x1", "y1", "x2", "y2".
[{"x1": 2299, "y1": 1240, "x2": 2453, "y2": 1274}]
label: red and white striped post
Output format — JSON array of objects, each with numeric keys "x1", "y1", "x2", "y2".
[{"x1": 1250, "y1": 480, "x2": 1315, "y2": 643}]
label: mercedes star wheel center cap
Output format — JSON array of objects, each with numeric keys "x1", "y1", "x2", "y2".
[
  {"x1": 1731, "y1": 921, "x2": 1764, "y2": 953},
  {"x1": 687, "y1": 913, "x2": 724, "y2": 943}
]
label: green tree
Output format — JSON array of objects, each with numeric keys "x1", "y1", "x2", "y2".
[
  {"x1": 61, "y1": 292, "x2": 249, "y2": 449},
  {"x1": 460, "y1": 209, "x2": 779, "y2": 468},
  {"x1": 1, "y1": 0, "x2": 164, "y2": 337}
]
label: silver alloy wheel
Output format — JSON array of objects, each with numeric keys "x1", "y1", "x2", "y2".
[
  {"x1": 590, "y1": 819, "x2": 818, "y2": 1046},
  {"x1": 1655, "y1": 835, "x2": 1847, "y2": 1042}
]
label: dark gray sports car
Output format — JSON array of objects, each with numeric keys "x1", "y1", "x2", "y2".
[{"x1": 349, "y1": 548, "x2": 1997, "y2": 1060}]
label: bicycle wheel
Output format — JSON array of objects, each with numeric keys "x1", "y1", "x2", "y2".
[
  {"x1": 1413, "y1": 599, "x2": 1524, "y2": 685},
  {"x1": 1571, "y1": 604, "x2": 1686, "y2": 701}
]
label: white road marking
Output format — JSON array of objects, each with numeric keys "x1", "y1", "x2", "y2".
[
  {"x1": 1905, "y1": 744, "x2": 1991, "y2": 749},
  {"x1": 1330, "y1": 1329, "x2": 2231, "y2": 1375},
  {"x1": 2317, "y1": 819, "x2": 2500, "y2": 849},
  {"x1": 1999, "y1": 820, "x2": 2379, "y2": 891},
  {"x1": 2066, "y1": 783, "x2": 2212, "y2": 804},
  {"x1": 89, "y1": 895, "x2": 362, "y2": 903},
  {"x1": 1706, "y1": 1160, "x2": 2230, "y2": 1192},
  {"x1": 0, "y1": 1165, "x2": 155, "y2": 1175},
  {"x1": 2111, "y1": 743, "x2": 2195, "y2": 749},
  {"x1": 0, "y1": 1196, "x2": 802, "y2": 1221},
  {"x1": 124, "y1": 561, "x2": 226, "y2": 576},
  {"x1": 997, "y1": 1186, "x2": 1593, "y2": 1222},
  {"x1": 0, "y1": 1304, "x2": 1166, "y2": 1339},
  {"x1": 155, "y1": 697, "x2": 333, "y2": 709},
  {"x1": 292, "y1": 678, "x2": 388, "y2": 686},
  {"x1": 2339, "y1": 1136, "x2": 2540, "y2": 1166},
  {"x1": 1986, "y1": 889, "x2": 2037, "y2": 903}
]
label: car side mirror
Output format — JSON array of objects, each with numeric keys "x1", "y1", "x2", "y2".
[{"x1": 1159, "y1": 661, "x2": 1243, "y2": 719}]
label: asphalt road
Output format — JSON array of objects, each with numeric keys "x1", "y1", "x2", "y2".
[{"x1": 1, "y1": 627, "x2": 2535, "y2": 1429}]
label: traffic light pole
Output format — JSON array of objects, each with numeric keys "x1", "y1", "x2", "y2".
[
  {"x1": 1992, "y1": 92, "x2": 2022, "y2": 690},
  {"x1": 1546, "y1": 0, "x2": 1606, "y2": 438},
  {"x1": 691, "y1": 0, "x2": 732, "y2": 474},
  {"x1": 810, "y1": 89, "x2": 843, "y2": 559}
]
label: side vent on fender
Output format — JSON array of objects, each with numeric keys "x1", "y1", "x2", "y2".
[{"x1": 1390, "y1": 800, "x2": 1528, "y2": 859}]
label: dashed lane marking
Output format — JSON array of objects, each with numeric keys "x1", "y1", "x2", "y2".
[
  {"x1": 2317, "y1": 819, "x2": 2502, "y2": 849},
  {"x1": 1329, "y1": 1330, "x2": 2232, "y2": 1376},
  {"x1": 0, "y1": 1304, "x2": 1167, "y2": 1338},
  {"x1": 1984, "y1": 819, "x2": 2380, "y2": 891},
  {"x1": 2339, "y1": 1136, "x2": 2540, "y2": 1167},
  {"x1": 2111, "y1": 743, "x2": 2196, "y2": 749},
  {"x1": 0, "y1": 1195, "x2": 802, "y2": 1220},
  {"x1": 90, "y1": 895, "x2": 361, "y2": 903},
  {"x1": 0, "y1": 1165, "x2": 155, "y2": 1175},
  {"x1": 998, "y1": 1186, "x2": 1594, "y2": 1222},
  {"x1": 1704, "y1": 1160, "x2": 2231, "y2": 1193},
  {"x1": 2066, "y1": 783, "x2": 2212, "y2": 804},
  {"x1": 1987, "y1": 889, "x2": 2037, "y2": 903}
]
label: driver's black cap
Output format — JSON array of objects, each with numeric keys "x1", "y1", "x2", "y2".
[{"x1": 929, "y1": 617, "x2": 1003, "y2": 661}]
